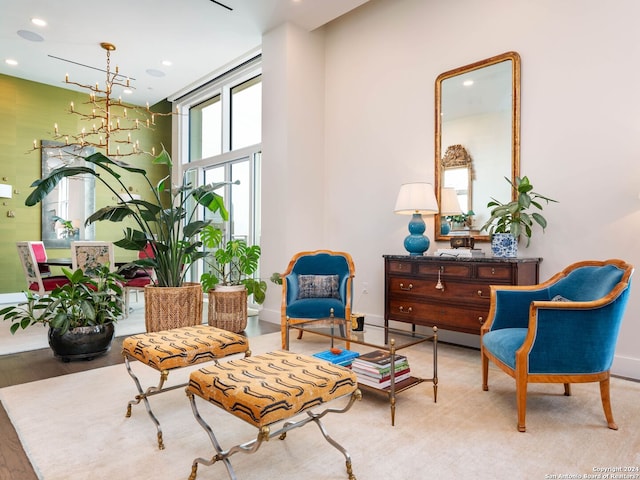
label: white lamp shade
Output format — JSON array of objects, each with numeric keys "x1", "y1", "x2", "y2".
[
  {"x1": 394, "y1": 182, "x2": 439, "y2": 215},
  {"x1": 439, "y1": 187, "x2": 463, "y2": 216},
  {"x1": 0, "y1": 184, "x2": 12, "y2": 199}
]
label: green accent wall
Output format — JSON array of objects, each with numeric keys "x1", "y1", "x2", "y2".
[{"x1": 0, "y1": 74, "x2": 171, "y2": 294}]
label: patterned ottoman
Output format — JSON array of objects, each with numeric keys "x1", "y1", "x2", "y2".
[
  {"x1": 186, "y1": 350, "x2": 361, "y2": 480},
  {"x1": 122, "y1": 325, "x2": 250, "y2": 449}
]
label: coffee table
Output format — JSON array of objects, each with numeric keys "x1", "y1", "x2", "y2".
[{"x1": 285, "y1": 316, "x2": 437, "y2": 426}]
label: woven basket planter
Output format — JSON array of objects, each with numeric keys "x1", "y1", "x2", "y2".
[
  {"x1": 144, "y1": 282, "x2": 203, "y2": 332},
  {"x1": 208, "y1": 285, "x2": 247, "y2": 333}
]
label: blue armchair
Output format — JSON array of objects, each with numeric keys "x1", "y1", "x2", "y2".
[
  {"x1": 280, "y1": 250, "x2": 355, "y2": 349},
  {"x1": 481, "y1": 259, "x2": 633, "y2": 432}
]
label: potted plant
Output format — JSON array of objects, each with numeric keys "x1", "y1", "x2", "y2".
[
  {"x1": 480, "y1": 176, "x2": 557, "y2": 257},
  {"x1": 0, "y1": 266, "x2": 123, "y2": 361},
  {"x1": 24, "y1": 147, "x2": 232, "y2": 331},
  {"x1": 199, "y1": 225, "x2": 267, "y2": 332}
]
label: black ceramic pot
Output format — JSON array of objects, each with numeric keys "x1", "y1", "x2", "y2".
[{"x1": 48, "y1": 323, "x2": 115, "y2": 362}]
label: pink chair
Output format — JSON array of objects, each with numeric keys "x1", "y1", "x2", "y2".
[
  {"x1": 16, "y1": 242, "x2": 70, "y2": 295},
  {"x1": 28, "y1": 241, "x2": 51, "y2": 277}
]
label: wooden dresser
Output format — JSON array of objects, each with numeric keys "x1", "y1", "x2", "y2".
[{"x1": 383, "y1": 255, "x2": 541, "y2": 335}]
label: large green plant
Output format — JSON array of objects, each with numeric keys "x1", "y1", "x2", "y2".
[
  {"x1": 480, "y1": 176, "x2": 557, "y2": 246},
  {"x1": 0, "y1": 266, "x2": 123, "y2": 335},
  {"x1": 199, "y1": 225, "x2": 267, "y2": 304},
  {"x1": 24, "y1": 148, "x2": 231, "y2": 287}
]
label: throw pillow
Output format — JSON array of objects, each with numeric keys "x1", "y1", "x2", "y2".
[{"x1": 297, "y1": 274, "x2": 340, "y2": 299}]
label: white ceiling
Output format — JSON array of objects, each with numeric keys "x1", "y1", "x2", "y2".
[{"x1": 0, "y1": 0, "x2": 369, "y2": 106}]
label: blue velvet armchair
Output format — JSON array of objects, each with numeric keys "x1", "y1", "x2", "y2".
[
  {"x1": 280, "y1": 250, "x2": 355, "y2": 349},
  {"x1": 481, "y1": 259, "x2": 633, "y2": 432}
]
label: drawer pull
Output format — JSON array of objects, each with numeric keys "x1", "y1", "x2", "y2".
[
  {"x1": 398, "y1": 306, "x2": 413, "y2": 313},
  {"x1": 435, "y1": 270, "x2": 444, "y2": 291},
  {"x1": 399, "y1": 282, "x2": 413, "y2": 291},
  {"x1": 478, "y1": 316, "x2": 485, "y2": 324},
  {"x1": 491, "y1": 268, "x2": 496, "y2": 275},
  {"x1": 477, "y1": 290, "x2": 484, "y2": 297}
]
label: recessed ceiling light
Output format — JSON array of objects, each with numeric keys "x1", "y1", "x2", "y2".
[
  {"x1": 146, "y1": 69, "x2": 165, "y2": 78},
  {"x1": 5, "y1": 59, "x2": 18, "y2": 66},
  {"x1": 17, "y1": 30, "x2": 44, "y2": 42},
  {"x1": 31, "y1": 18, "x2": 47, "y2": 27},
  {"x1": 463, "y1": 80, "x2": 474, "y2": 87},
  {"x1": 161, "y1": 60, "x2": 172, "y2": 67}
]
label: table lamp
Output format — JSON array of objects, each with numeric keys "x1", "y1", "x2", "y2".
[
  {"x1": 394, "y1": 182, "x2": 439, "y2": 256},
  {"x1": 439, "y1": 187, "x2": 462, "y2": 235}
]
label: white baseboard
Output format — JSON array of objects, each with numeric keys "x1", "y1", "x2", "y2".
[{"x1": 612, "y1": 354, "x2": 640, "y2": 381}]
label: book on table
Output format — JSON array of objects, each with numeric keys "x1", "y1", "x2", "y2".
[
  {"x1": 313, "y1": 349, "x2": 360, "y2": 368},
  {"x1": 351, "y1": 349, "x2": 411, "y2": 389},
  {"x1": 356, "y1": 369, "x2": 412, "y2": 389}
]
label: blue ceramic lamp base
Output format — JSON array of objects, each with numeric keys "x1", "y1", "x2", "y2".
[{"x1": 403, "y1": 213, "x2": 430, "y2": 256}]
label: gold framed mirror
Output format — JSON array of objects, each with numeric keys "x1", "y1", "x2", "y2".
[{"x1": 435, "y1": 51, "x2": 520, "y2": 242}]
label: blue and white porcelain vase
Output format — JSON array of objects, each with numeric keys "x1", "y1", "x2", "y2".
[{"x1": 491, "y1": 233, "x2": 518, "y2": 258}]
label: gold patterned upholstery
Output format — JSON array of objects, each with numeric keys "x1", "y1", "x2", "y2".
[
  {"x1": 187, "y1": 350, "x2": 358, "y2": 428},
  {"x1": 122, "y1": 325, "x2": 249, "y2": 371}
]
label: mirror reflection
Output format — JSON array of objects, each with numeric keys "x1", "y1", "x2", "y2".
[
  {"x1": 41, "y1": 140, "x2": 95, "y2": 248},
  {"x1": 435, "y1": 51, "x2": 520, "y2": 242}
]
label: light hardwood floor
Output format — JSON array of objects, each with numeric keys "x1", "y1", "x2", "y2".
[{"x1": 0, "y1": 318, "x2": 280, "y2": 480}]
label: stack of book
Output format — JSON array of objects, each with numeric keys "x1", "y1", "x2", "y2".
[
  {"x1": 351, "y1": 350, "x2": 411, "y2": 389},
  {"x1": 434, "y1": 248, "x2": 485, "y2": 258}
]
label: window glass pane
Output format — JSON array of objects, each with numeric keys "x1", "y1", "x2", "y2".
[
  {"x1": 190, "y1": 95, "x2": 221, "y2": 161},
  {"x1": 230, "y1": 160, "x2": 250, "y2": 242},
  {"x1": 203, "y1": 165, "x2": 226, "y2": 229},
  {"x1": 231, "y1": 76, "x2": 261, "y2": 150}
]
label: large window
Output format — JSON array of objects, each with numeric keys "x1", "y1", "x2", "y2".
[{"x1": 173, "y1": 55, "x2": 262, "y2": 293}]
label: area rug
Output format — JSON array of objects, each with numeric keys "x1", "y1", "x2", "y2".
[{"x1": 1, "y1": 332, "x2": 639, "y2": 480}]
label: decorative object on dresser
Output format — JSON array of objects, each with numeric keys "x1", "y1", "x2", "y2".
[
  {"x1": 481, "y1": 259, "x2": 633, "y2": 432},
  {"x1": 384, "y1": 255, "x2": 541, "y2": 334},
  {"x1": 480, "y1": 176, "x2": 557, "y2": 258},
  {"x1": 394, "y1": 182, "x2": 439, "y2": 256}
]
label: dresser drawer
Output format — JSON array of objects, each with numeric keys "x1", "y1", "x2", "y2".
[
  {"x1": 416, "y1": 263, "x2": 472, "y2": 278},
  {"x1": 387, "y1": 260, "x2": 415, "y2": 274},
  {"x1": 388, "y1": 277, "x2": 490, "y2": 304},
  {"x1": 477, "y1": 264, "x2": 513, "y2": 282},
  {"x1": 387, "y1": 299, "x2": 487, "y2": 334}
]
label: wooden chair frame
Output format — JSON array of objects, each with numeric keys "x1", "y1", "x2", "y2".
[
  {"x1": 481, "y1": 259, "x2": 633, "y2": 432},
  {"x1": 280, "y1": 250, "x2": 355, "y2": 349}
]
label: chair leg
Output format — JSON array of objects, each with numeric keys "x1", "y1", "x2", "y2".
[
  {"x1": 124, "y1": 288, "x2": 130, "y2": 319},
  {"x1": 481, "y1": 350, "x2": 489, "y2": 391},
  {"x1": 515, "y1": 376, "x2": 527, "y2": 432},
  {"x1": 563, "y1": 383, "x2": 571, "y2": 396},
  {"x1": 599, "y1": 375, "x2": 618, "y2": 430}
]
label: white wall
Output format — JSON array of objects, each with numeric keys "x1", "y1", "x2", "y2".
[{"x1": 261, "y1": 0, "x2": 640, "y2": 379}]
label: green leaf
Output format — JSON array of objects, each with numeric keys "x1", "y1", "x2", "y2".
[
  {"x1": 26, "y1": 166, "x2": 98, "y2": 206},
  {"x1": 152, "y1": 147, "x2": 172, "y2": 168}
]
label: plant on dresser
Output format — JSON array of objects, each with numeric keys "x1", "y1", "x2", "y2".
[{"x1": 480, "y1": 176, "x2": 557, "y2": 257}]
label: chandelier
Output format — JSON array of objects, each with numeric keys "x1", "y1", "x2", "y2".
[{"x1": 34, "y1": 42, "x2": 174, "y2": 158}]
